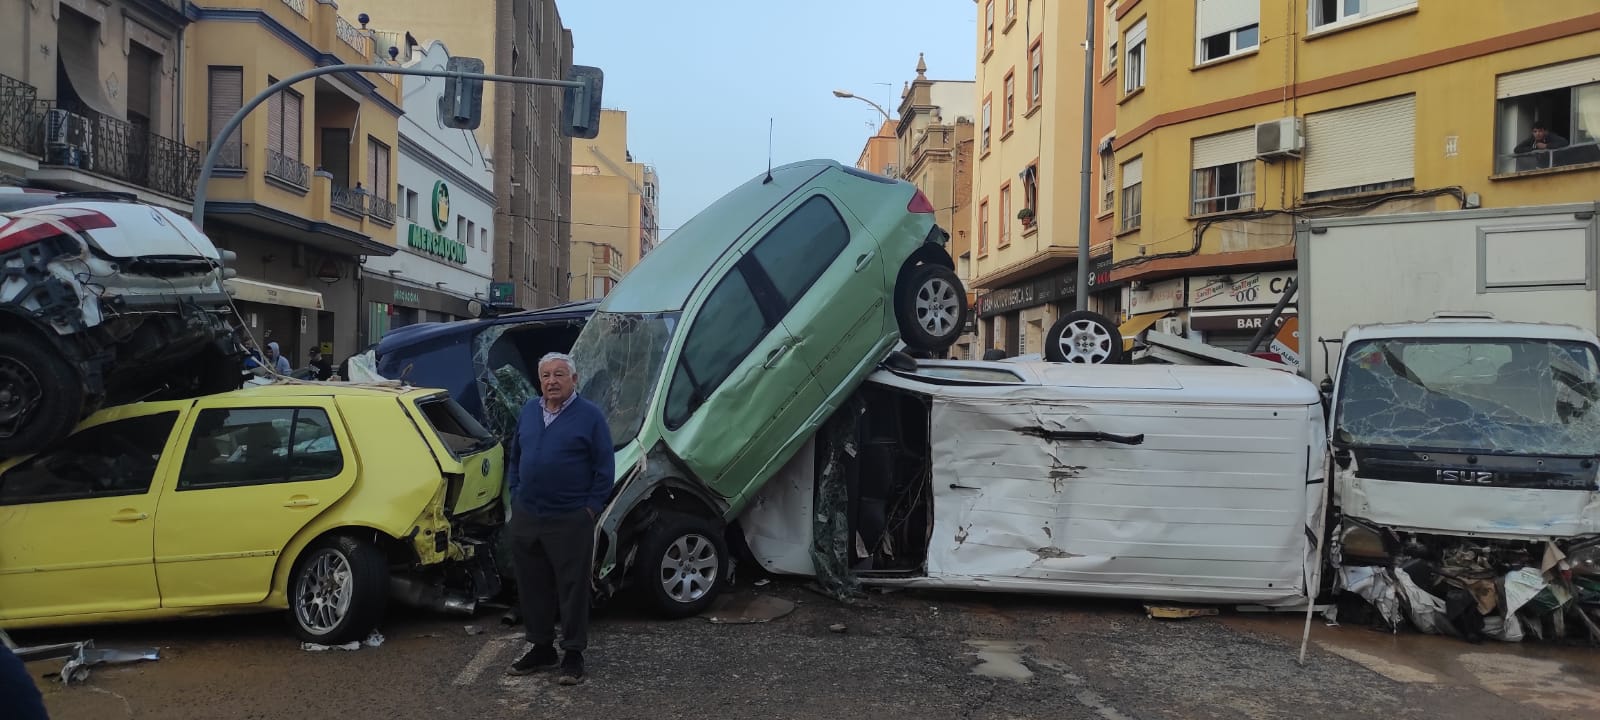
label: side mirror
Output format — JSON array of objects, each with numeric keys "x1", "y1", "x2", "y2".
[
  {"x1": 441, "y1": 56, "x2": 487, "y2": 130},
  {"x1": 562, "y1": 65, "x2": 604, "y2": 139}
]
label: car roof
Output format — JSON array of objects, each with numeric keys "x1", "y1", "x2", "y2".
[
  {"x1": 1344, "y1": 318, "x2": 1599, "y2": 345},
  {"x1": 0, "y1": 188, "x2": 145, "y2": 213},
  {"x1": 222, "y1": 382, "x2": 445, "y2": 400},
  {"x1": 598, "y1": 160, "x2": 841, "y2": 313},
  {"x1": 376, "y1": 299, "x2": 600, "y2": 356}
]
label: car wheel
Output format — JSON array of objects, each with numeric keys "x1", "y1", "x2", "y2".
[
  {"x1": 1045, "y1": 310, "x2": 1125, "y2": 364},
  {"x1": 631, "y1": 512, "x2": 727, "y2": 619},
  {"x1": 0, "y1": 332, "x2": 83, "y2": 457},
  {"x1": 288, "y1": 535, "x2": 389, "y2": 644},
  {"x1": 895, "y1": 264, "x2": 968, "y2": 352}
]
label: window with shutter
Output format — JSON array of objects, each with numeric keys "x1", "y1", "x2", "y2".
[
  {"x1": 267, "y1": 77, "x2": 284, "y2": 157},
  {"x1": 1304, "y1": 95, "x2": 1416, "y2": 199},
  {"x1": 208, "y1": 67, "x2": 243, "y2": 167},
  {"x1": 284, "y1": 91, "x2": 302, "y2": 162}
]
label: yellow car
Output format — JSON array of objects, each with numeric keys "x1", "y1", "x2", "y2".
[{"x1": 0, "y1": 384, "x2": 504, "y2": 644}]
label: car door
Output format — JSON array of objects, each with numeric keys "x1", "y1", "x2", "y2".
[
  {"x1": 747, "y1": 192, "x2": 891, "y2": 398},
  {"x1": 0, "y1": 408, "x2": 184, "y2": 620},
  {"x1": 660, "y1": 252, "x2": 825, "y2": 503},
  {"x1": 153, "y1": 398, "x2": 358, "y2": 607}
]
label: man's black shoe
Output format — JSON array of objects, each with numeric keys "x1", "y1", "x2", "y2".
[
  {"x1": 557, "y1": 649, "x2": 585, "y2": 686},
  {"x1": 505, "y1": 644, "x2": 558, "y2": 675}
]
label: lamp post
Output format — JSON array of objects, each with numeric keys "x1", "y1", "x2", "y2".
[{"x1": 833, "y1": 89, "x2": 904, "y2": 179}]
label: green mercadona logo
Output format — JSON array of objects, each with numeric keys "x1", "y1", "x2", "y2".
[
  {"x1": 409, "y1": 180, "x2": 466, "y2": 264},
  {"x1": 431, "y1": 181, "x2": 450, "y2": 231}
]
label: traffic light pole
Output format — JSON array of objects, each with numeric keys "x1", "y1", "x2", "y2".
[{"x1": 191, "y1": 63, "x2": 585, "y2": 229}]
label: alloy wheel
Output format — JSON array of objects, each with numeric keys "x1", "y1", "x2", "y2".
[
  {"x1": 914, "y1": 277, "x2": 960, "y2": 339},
  {"x1": 1058, "y1": 319, "x2": 1115, "y2": 363},
  {"x1": 658, "y1": 533, "x2": 718, "y2": 604},
  {"x1": 294, "y1": 549, "x2": 355, "y2": 635}
]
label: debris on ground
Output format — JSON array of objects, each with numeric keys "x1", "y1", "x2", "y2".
[
  {"x1": 300, "y1": 641, "x2": 362, "y2": 652},
  {"x1": 364, "y1": 630, "x2": 385, "y2": 648},
  {"x1": 464, "y1": 625, "x2": 485, "y2": 636},
  {"x1": 1335, "y1": 538, "x2": 1600, "y2": 645},
  {"x1": 754, "y1": 579, "x2": 771, "y2": 587},
  {"x1": 13, "y1": 639, "x2": 160, "y2": 685},
  {"x1": 829, "y1": 623, "x2": 849, "y2": 634},
  {"x1": 700, "y1": 594, "x2": 798, "y2": 624},
  {"x1": 1145, "y1": 605, "x2": 1220, "y2": 620}
]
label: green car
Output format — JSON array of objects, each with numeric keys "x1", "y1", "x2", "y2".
[{"x1": 572, "y1": 159, "x2": 966, "y2": 617}]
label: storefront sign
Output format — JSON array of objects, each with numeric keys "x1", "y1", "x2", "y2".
[
  {"x1": 362, "y1": 275, "x2": 474, "y2": 319},
  {"x1": 490, "y1": 281, "x2": 516, "y2": 306},
  {"x1": 1126, "y1": 277, "x2": 1186, "y2": 315},
  {"x1": 978, "y1": 255, "x2": 1116, "y2": 318},
  {"x1": 1188, "y1": 270, "x2": 1296, "y2": 309},
  {"x1": 1188, "y1": 310, "x2": 1298, "y2": 332},
  {"x1": 394, "y1": 288, "x2": 422, "y2": 306},
  {"x1": 407, "y1": 223, "x2": 467, "y2": 264}
]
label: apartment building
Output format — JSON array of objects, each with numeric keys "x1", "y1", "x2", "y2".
[
  {"x1": 1107, "y1": 0, "x2": 1600, "y2": 350},
  {"x1": 854, "y1": 119, "x2": 900, "y2": 178},
  {"x1": 894, "y1": 56, "x2": 979, "y2": 359},
  {"x1": 568, "y1": 108, "x2": 660, "y2": 300},
  {"x1": 347, "y1": 0, "x2": 574, "y2": 311},
  {"x1": 1, "y1": 0, "x2": 196, "y2": 207},
  {"x1": 362, "y1": 39, "x2": 496, "y2": 335},
  {"x1": 968, "y1": 0, "x2": 1101, "y2": 358},
  {"x1": 185, "y1": 0, "x2": 404, "y2": 364}
]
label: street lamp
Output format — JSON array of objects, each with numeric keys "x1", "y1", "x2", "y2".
[{"x1": 833, "y1": 89, "x2": 903, "y2": 179}]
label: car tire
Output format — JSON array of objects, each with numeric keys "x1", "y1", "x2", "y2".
[
  {"x1": 0, "y1": 331, "x2": 83, "y2": 457},
  {"x1": 288, "y1": 535, "x2": 390, "y2": 645},
  {"x1": 1045, "y1": 310, "x2": 1125, "y2": 364},
  {"x1": 631, "y1": 511, "x2": 728, "y2": 619},
  {"x1": 895, "y1": 264, "x2": 968, "y2": 353}
]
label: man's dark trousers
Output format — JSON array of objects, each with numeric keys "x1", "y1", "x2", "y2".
[{"x1": 510, "y1": 507, "x2": 594, "y2": 651}]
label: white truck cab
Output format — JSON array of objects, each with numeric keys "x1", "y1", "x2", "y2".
[{"x1": 1327, "y1": 315, "x2": 1600, "y2": 547}]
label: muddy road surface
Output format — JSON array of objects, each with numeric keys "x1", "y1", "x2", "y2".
[{"x1": 16, "y1": 579, "x2": 1600, "y2": 720}]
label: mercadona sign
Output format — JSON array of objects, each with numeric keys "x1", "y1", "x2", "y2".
[{"x1": 408, "y1": 223, "x2": 467, "y2": 264}]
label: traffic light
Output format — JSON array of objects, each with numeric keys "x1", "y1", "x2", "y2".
[
  {"x1": 563, "y1": 65, "x2": 604, "y2": 139},
  {"x1": 441, "y1": 56, "x2": 486, "y2": 130}
]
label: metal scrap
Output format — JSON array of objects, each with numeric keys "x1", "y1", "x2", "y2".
[{"x1": 13, "y1": 639, "x2": 159, "y2": 685}]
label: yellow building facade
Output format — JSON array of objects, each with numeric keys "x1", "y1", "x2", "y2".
[
  {"x1": 1108, "y1": 0, "x2": 1600, "y2": 350},
  {"x1": 184, "y1": 0, "x2": 404, "y2": 363},
  {"x1": 569, "y1": 109, "x2": 659, "y2": 301},
  {"x1": 969, "y1": 0, "x2": 1102, "y2": 358}
]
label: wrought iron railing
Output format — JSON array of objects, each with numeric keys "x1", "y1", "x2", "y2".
[
  {"x1": 38, "y1": 104, "x2": 201, "y2": 199},
  {"x1": 335, "y1": 16, "x2": 368, "y2": 55},
  {"x1": 265, "y1": 147, "x2": 310, "y2": 188},
  {"x1": 331, "y1": 184, "x2": 367, "y2": 216},
  {"x1": 281, "y1": 0, "x2": 308, "y2": 16},
  {"x1": 0, "y1": 74, "x2": 42, "y2": 155},
  {"x1": 367, "y1": 194, "x2": 395, "y2": 223}
]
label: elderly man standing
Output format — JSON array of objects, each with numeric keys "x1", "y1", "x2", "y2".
[{"x1": 504, "y1": 352, "x2": 614, "y2": 686}]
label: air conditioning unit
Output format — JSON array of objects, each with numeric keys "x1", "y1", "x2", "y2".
[
  {"x1": 1255, "y1": 117, "x2": 1304, "y2": 159},
  {"x1": 1156, "y1": 316, "x2": 1185, "y2": 336},
  {"x1": 43, "y1": 109, "x2": 90, "y2": 168}
]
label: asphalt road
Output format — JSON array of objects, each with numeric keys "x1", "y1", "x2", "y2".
[{"x1": 15, "y1": 578, "x2": 1600, "y2": 720}]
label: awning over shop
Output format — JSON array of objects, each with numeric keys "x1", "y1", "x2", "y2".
[
  {"x1": 1119, "y1": 311, "x2": 1172, "y2": 351},
  {"x1": 226, "y1": 278, "x2": 325, "y2": 311}
]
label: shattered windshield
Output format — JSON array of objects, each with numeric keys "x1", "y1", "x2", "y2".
[
  {"x1": 572, "y1": 311, "x2": 680, "y2": 449},
  {"x1": 1334, "y1": 338, "x2": 1600, "y2": 456}
]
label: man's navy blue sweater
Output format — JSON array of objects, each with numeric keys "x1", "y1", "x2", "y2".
[{"x1": 506, "y1": 394, "x2": 615, "y2": 518}]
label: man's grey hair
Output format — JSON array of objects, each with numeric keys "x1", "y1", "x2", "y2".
[{"x1": 538, "y1": 352, "x2": 578, "y2": 375}]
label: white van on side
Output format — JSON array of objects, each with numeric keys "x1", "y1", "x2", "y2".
[{"x1": 741, "y1": 358, "x2": 1328, "y2": 607}]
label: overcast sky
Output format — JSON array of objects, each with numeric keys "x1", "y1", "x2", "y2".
[{"x1": 559, "y1": 1, "x2": 977, "y2": 233}]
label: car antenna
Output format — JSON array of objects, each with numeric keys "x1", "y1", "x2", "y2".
[{"x1": 763, "y1": 117, "x2": 774, "y2": 184}]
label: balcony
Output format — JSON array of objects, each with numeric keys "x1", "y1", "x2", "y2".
[
  {"x1": 265, "y1": 147, "x2": 310, "y2": 190},
  {"x1": 29, "y1": 103, "x2": 201, "y2": 200},
  {"x1": 330, "y1": 183, "x2": 366, "y2": 218},
  {"x1": 367, "y1": 194, "x2": 395, "y2": 225},
  {"x1": 0, "y1": 74, "x2": 43, "y2": 161}
]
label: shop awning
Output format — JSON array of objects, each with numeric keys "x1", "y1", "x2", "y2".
[
  {"x1": 226, "y1": 278, "x2": 325, "y2": 311},
  {"x1": 1119, "y1": 311, "x2": 1172, "y2": 351}
]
